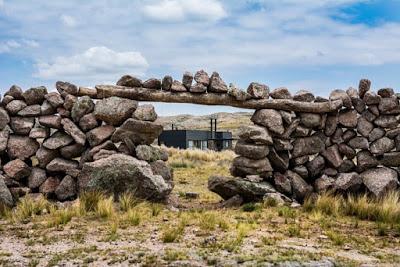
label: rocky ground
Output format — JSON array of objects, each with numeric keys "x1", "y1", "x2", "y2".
[{"x1": 1, "y1": 149, "x2": 400, "y2": 267}]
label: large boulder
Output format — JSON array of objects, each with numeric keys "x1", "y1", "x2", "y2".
[
  {"x1": 230, "y1": 157, "x2": 272, "y2": 177},
  {"x1": 209, "y1": 72, "x2": 228, "y2": 93},
  {"x1": 22, "y1": 86, "x2": 47, "y2": 105},
  {"x1": 361, "y1": 167, "x2": 399, "y2": 198},
  {"x1": 135, "y1": 145, "x2": 168, "y2": 162},
  {"x1": 285, "y1": 170, "x2": 313, "y2": 202},
  {"x1": 247, "y1": 82, "x2": 269, "y2": 99},
  {"x1": 334, "y1": 172, "x2": 362, "y2": 192},
  {"x1": 10, "y1": 117, "x2": 34, "y2": 135},
  {"x1": 43, "y1": 131, "x2": 73, "y2": 150},
  {"x1": 56, "y1": 81, "x2": 78, "y2": 96},
  {"x1": 71, "y1": 96, "x2": 95, "y2": 122},
  {"x1": 55, "y1": 175, "x2": 77, "y2": 201},
  {"x1": 370, "y1": 137, "x2": 395, "y2": 155},
  {"x1": 116, "y1": 75, "x2": 142, "y2": 87},
  {"x1": 132, "y1": 104, "x2": 158, "y2": 122},
  {"x1": 251, "y1": 109, "x2": 284, "y2": 135},
  {"x1": 3, "y1": 159, "x2": 30, "y2": 180},
  {"x1": 111, "y1": 119, "x2": 163, "y2": 145},
  {"x1": 61, "y1": 118, "x2": 86, "y2": 145},
  {"x1": 78, "y1": 154, "x2": 172, "y2": 200},
  {"x1": 94, "y1": 97, "x2": 137, "y2": 126},
  {"x1": 208, "y1": 176, "x2": 276, "y2": 202},
  {"x1": 28, "y1": 168, "x2": 47, "y2": 189},
  {"x1": 86, "y1": 125, "x2": 115, "y2": 147},
  {"x1": 0, "y1": 127, "x2": 10, "y2": 152},
  {"x1": 238, "y1": 125, "x2": 273, "y2": 145}
]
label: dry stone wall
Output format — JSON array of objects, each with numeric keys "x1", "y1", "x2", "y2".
[{"x1": 1, "y1": 69, "x2": 400, "y2": 207}]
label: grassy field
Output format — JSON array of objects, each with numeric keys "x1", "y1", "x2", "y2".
[{"x1": 1, "y1": 149, "x2": 400, "y2": 266}]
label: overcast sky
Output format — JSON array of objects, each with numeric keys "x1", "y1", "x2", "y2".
[{"x1": 1, "y1": 0, "x2": 399, "y2": 115}]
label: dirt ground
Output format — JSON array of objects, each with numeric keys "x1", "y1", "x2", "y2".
[{"x1": 1, "y1": 150, "x2": 400, "y2": 266}]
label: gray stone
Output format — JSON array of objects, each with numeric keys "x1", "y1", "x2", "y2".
[
  {"x1": 251, "y1": 109, "x2": 284, "y2": 135},
  {"x1": 86, "y1": 125, "x2": 115, "y2": 147},
  {"x1": 378, "y1": 97, "x2": 399, "y2": 113},
  {"x1": 161, "y1": 75, "x2": 173, "y2": 91},
  {"x1": 378, "y1": 88, "x2": 395, "y2": 98},
  {"x1": 93, "y1": 149, "x2": 117, "y2": 161},
  {"x1": 132, "y1": 104, "x2": 157, "y2": 122},
  {"x1": 348, "y1": 136, "x2": 369, "y2": 150},
  {"x1": 300, "y1": 113, "x2": 321, "y2": 128},
  {"x1": 182, "y1": 72, "x2": 193, "y2": 89},
  {"x1": 142, "y1": 78, "x2": 161, "y2": 89},
  {"x1": 218, "y1": 194, "x2": 243, "y2": 208},
  {"x1": 29, "y1": 127, "x2": 49, "y2": 139},
  {"x1": 231, "y1": 156, "x2": 272, "y2": 177},
  {"x1": 43, "y1": 131, "x2": 73, "y2": 150},
  {"x1": 71, "y1": 96, "x2": 95, "y2": 123},
  {"x1": 314, "y1": 175, "x2": 335, "y2": 193},
  {"x1": 357, "y1": 150, "x2": 378, "y2": 172},
  {"x1": 294, "y1": 125, "x2": 311, "y2": 137},
  {"x1": 190, "y1": 83, "x2": 207, "y2": 93},
  {"x1": 323, "y1": 168, "x2": 338, "y2": 177},
  {"x1": 0, "y1": 176, "x2": 14, "y2": 208},
  {"x1": 324, "y1": 114, "x2": 338, "y2": 136},
  {"x1": 292, "y1": 136, "x2": 325, "y2": 157},
  {"x1": 61, "y1": 118, "x2": 86, "y2": 145},
  {"x1": 331, "y1": 128, "x2": 343, "y2": 144},
  {"x1": 208, "y1": 72, "x2": 228, "y2": 93},
  {"x1": 286, "y1": 170, "x2": 313, "y2": 202},
  {"x1": 208, "y1": 175, "x2": 275, "y2": 202},
  {"x1": 79, "y1": 113, "x2": 98, "y2": 132},
  {"x1": 60, "y1": 143, "x2": 85, "y2": 159},
  {"x1": 78, "y1": 153, "x2": 173, "y2": 200},
  {"x1": 22, "y1": 86, "x2": 47, "y2": 105},
  {"x1": 306, "y1": 155, "x2": 325, "y2": 178},
  {"x1": 39, "y1": 115, "x2": 62, "y2": 129},
  {"x1": 40, "y1": 100, "x2": 56, "y2": 115},
  {"x1": 0, "y1": 127, "x2": 10, "y2": 152},
  {"x1": 274, "y1": 172, "x2": 292, "y2": 195},
  {"x1": 10, "y1": 117, "x2": 35, "y2": 135},
  {"x1": 0, "y1": 108, "x2": 10, "y2": 131},
  {"x1": 293, "y1": 165, "x2": 308, "y2": 179},
  {"x1": 386, "y1": 128, "x2": 400, "y2": 138},
  {"x1": 6, "y1": 100, "x2": 27, "y2": 115},
  {"x1": 234, "y1": 140, "x2": 269, "y2": 159},
  {"x1": 45, "y1": 92, "x2": 64, "y2": 108},
  {"x1": 359, "y1": 79, "x2": 371, "y2": 99},
  {"x1": 194, "y1": 70, "x2": 209, "y2": 86},
  {"x1": 338, "y1": 143, "x2": 356, "y2": 160},
  {"x1": 238, "y1": 125, "x2": 273, "y2": 145},
  {"x1": 7, "y1": 136, "x2": 39, "y2": 160},
  {"x1": 357, "y1": 116, "x2": 374, "y2": 137},
  {"x1": 28, "y1": 168, "x2": 47, "y2": 189},
  {"x1": 228, "y1": 83, "x2": 250, "y2": 101},
  {"x1": 380, "y1": 152, "x2": 400, "y2": 167},
  {"x1": 46, "y1": 158, "x2": 78, "y2": 173},
  {"x1": 17, "y1": 105, "x2": 41, "y2": 117},
  {"x1": 116, "y1": 75, "x2": 142, "y2": 87},
  {"x1": 293, "y1": 90, "x2": 315, "y2": 102},
  {"x1": 268, "y1": 149, "x2": 289, "y2": 172},
  {"x1": 3, "y1": 159, "x2": 30, "y2": 180},
  {"x1": 170, "y1": 80, "x2": 187, "y2": 92},
  {"x1": 363, "y1": 91, "x2": 381, "y2": 105},
  {"x1": 370, "y1": 137, "x2": 395, "y2": 155},
  {"x1": 273, "y1": 138, "x2": 293, "y2": 151},
  {"x1": 346, "y1": 87, "x2": 358, "y2": 99},
  {"x1": 362, "y1": 110, "x2": 377, "y2": 122},
  {"x1": 361, "y1": 167, "x2": 399, "y2": 198},
  {"x1": 88, "y1": 140, "x2": 117, "y2": 159},
  {"x1": 270, "y1": 87, "x2": 291, "y2": 99},
  {"x1": 150, "y1": 160, "x2": 173, "y2": 186},
  {"x1": 55, "y1": 175, "x2": 77, "y2": 201},
  {"x1": 321, "y1": 145, "x2": 343, "y2": 168},
  {"x1": 335, "y1": 172, "x2": 362, "y2": 192},
  {"x1": 39, "y1": 177, "x2": 60, "y2": 197},
  {"x1": 247, "y1": 82, "x2": 269, "y2": 99},
  {"x1": 111, "y1": 119, "x2": 163, "y2": 145},
  {"x1": 1, "y1": 95, "x2": 13, "y2": 105},
  {"x1": 5, "y1": 85, "x2": 23, "y2": 99},
  {"x1": 94, "y1": 97, "x2": 138, "y2": 126},
  {"x1": 368, "y1": 128, "x2": 385, "y2": 142},
  {"x1": 352, "y1": 98, "x2": 366, "y2": 113},
  {"x1": 56, "y1": 81, "x2": 78, "y2": 96},
  {"x1": 342, "y1": 129, "x2": 357, "y2": 142},
  {"x1": 338, "y1": 109, "x2": 358, "y2": 128},
  {"x1": 63, "y1": 94, "x2": 77, "y2": 111},
  {"x1": 338, "y1": 159, "x2": 355, "y2": 173},
  {"x1": 136, "y1": 145, "x2": 168, "y2": 162},
  {"x1": 330, "y1": 89, "x2": 352, "y2": 109},
  {"x1": 374, "y1": 115, "x2": 398, "y2": 129},
  {"x1": 36, "y1": 147, "x2": 59, "y2": 168}
]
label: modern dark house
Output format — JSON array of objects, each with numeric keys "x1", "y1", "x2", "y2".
[{"x1": 158, "y1": 119, "x2": 233, "y2": 151}]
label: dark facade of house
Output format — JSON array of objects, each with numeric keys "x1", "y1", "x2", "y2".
[{"x1": 158, "y1": 119, "x2": 233, "y2": 151}]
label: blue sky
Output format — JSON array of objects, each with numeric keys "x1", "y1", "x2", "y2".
[{"x1": 0, "y1": 0, "x2": 400, "y2": 115}]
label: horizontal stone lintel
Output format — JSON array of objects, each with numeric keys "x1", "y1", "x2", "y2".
[{"x1": 79, "y1": 85, "x2": 343, "y2": 113}]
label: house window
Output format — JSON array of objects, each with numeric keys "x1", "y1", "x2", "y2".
[
  {"x1": 202, "y1": 140, "x2": 208, "y2": 150},
  {"x1": 188, "y1": 140, "x2": 194, "y2": 149},
  {"x1": 188, "y1": 140, "x2": 203, "y2": 149}
]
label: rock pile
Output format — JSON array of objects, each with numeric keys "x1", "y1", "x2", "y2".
[
  {"x1": 0, "y1": 83, "x2": 173, "y2": 208},
  {"x1": 210, "y1": 79, "x2": 400, "y2": 203}
]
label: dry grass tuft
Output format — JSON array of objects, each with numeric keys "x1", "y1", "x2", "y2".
[
  {"x1": 11, "y1": 196, "x2": 52, "y2": 222},
  {"x1": 79, "y1": 191, "x2": 105, "y2": 213},
  {"x1": 118, "y1": 192, "x2": 139, "y2": 212},
  {"x1": 165, "y1": 146, "x2": 235, "y2": 163},
  {"x1": 96, "y1": 196, "x2": 115, "y2": 219}
]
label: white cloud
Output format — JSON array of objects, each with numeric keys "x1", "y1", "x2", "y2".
[
  {"x1": 143, "y1": 0, "x2": 226, "y2": 22},
  {"x1": 35, "y1": 46, "x2": 149, "y2": 81},
  {"x1": 60, "y1": 15, "x2": 77, "y2": 27}
]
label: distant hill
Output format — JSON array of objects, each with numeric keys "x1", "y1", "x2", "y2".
[{"x1": 155, "y1": 112, "x2": 253, "y2": 139}]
